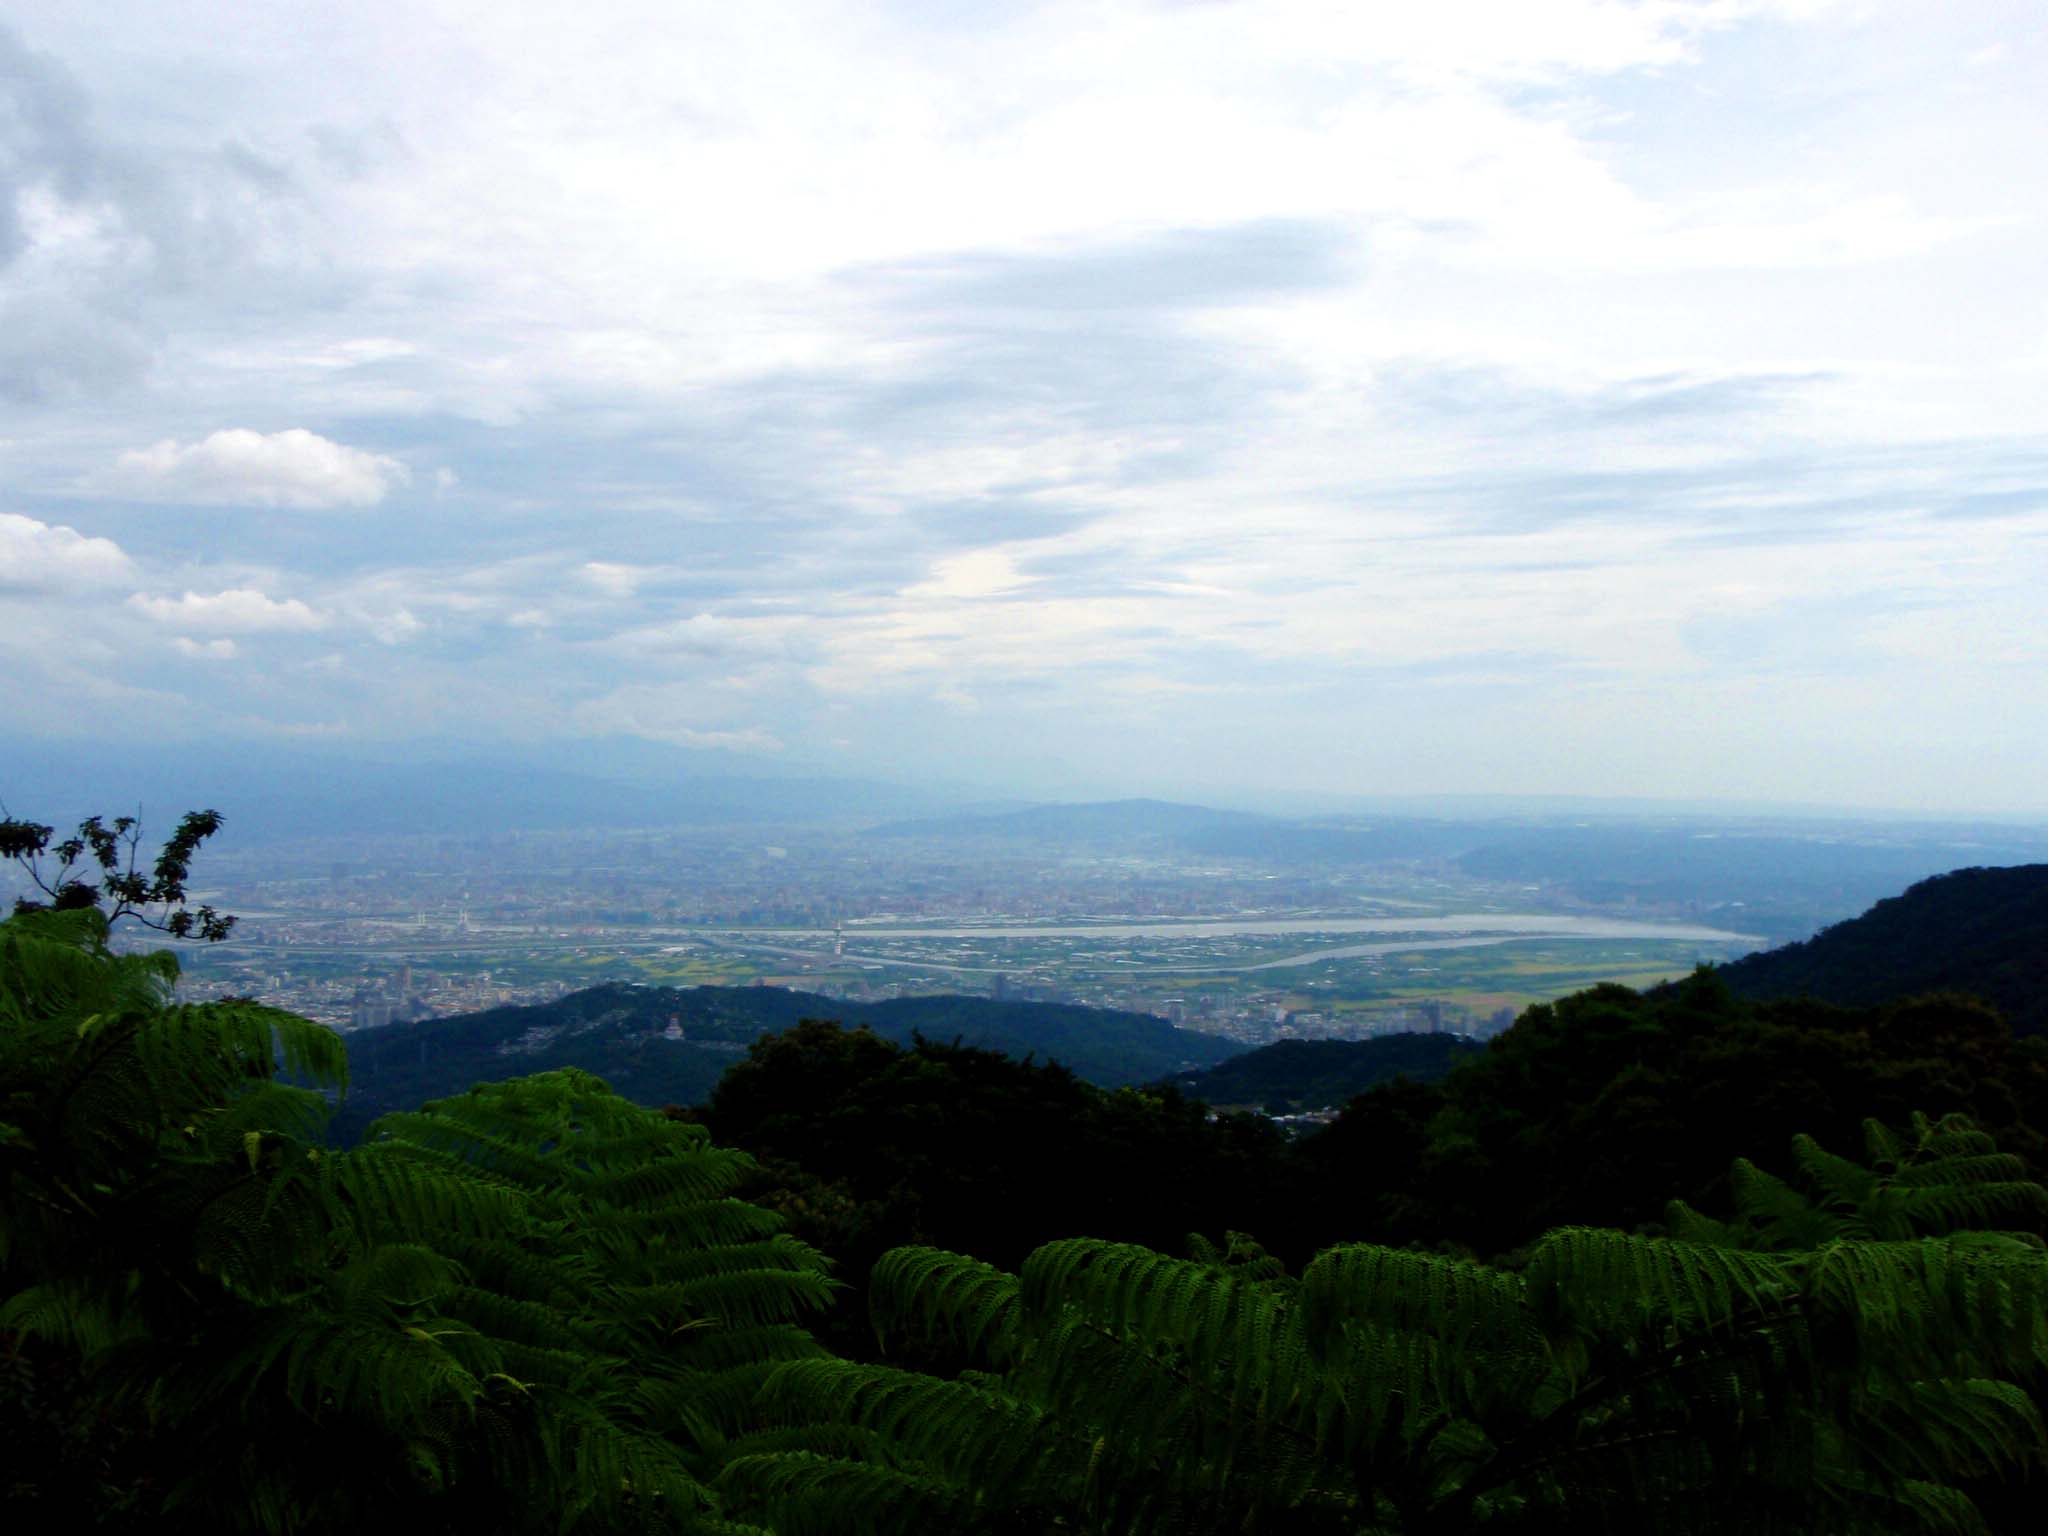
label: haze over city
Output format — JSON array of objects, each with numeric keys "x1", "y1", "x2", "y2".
[{"x1": 2, "y1": 1, "x2": 2044, "y2": 815}]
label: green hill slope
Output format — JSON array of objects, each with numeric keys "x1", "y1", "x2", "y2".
[
  {"x1": 1716, "y1": 864, "x2": 2048, "y2": 1035},
  {"x1": 336, "y1": 982, "x2": 1239, "y2": 1139},
  {"x1": 1172, "y1": 1033, "x2": 1482, "y2": 1113}
]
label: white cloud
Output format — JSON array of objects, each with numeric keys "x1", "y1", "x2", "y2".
[
  {"x1": 101, "y1": 429, "x2": 408, "y2": 508},
  {"x1": 172, "y1": 636, "x2": 239, "y2": 660},
  {"x1": 580, "y1": 560, "x2": 647, "y2": 597},
  {"x1": 0, "y1": 513, "x2": 135, "y2": 592},
  {"x1": 907, "y1": 549, "x2": 1033, "y2": 600},
  {"x1": 128, "y1": 587, "x2": 327, "y2": 633},
  {"x1": 605, "y1": 611, "x2": 797, "y2": 660},
  {"x1": 575, "y1": 681, "x2": 783, "y2": 751},
  {"x1": 364, "y1": 607, "x2": 422, "y2": 644},
  {"x1": 5, "y1": 2, "x2": 2047, "y2": 809}
]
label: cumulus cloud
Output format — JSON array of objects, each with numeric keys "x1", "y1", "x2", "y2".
[
  {"x1": 172, "y1": 636, "x2": 239, "y2": 660},
  {"x1": 0, "y1": 512, "x2": 135, "y2": 592},
  {"x1": 363, "y1": 607, "x2": 422, "y2": 644},
  {"x1": 575, "y1": 682, "x2": 783, "y2": 752},
  {"x1": 6, "y1": 4, "x2": 2047, "y2": 808},
  {"x1": 101, "y1": 429, "x2": 408, "y2": 508},
  {"x1": 605, "y1": 611, "x2": 797, "y2": 661},
  {"x1": 128, "y1": 587, "x2": 327, "y2": 633},
  {"x1": 580, "y1": 561, "x2": 647, "y2": 597},
  {"x1": 0, "y1": 22, "x2": 329, "y2": 404},
  {"x1": 907, "y1": 549, "x2": 1032, "y2": 600}
]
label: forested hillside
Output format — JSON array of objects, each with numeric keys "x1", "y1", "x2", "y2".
[
  {"x1": 337, "y1": 981, "x2": 1238, "y2": 1139},
  {"x1": 10, "y1": 901, "x2": 2048, "y2": 1533},
  {"x1": 1718, "y1": 863, "x2": 2048, "y2": 1035},
  {"x1": 10, "y1": 815, "x2": 2048, "y2": 1532},
  {"x1": 709, "y1": 971, "x2": 2048, "y2": 1268},
  {"x1": 1169, "y1": 1032, "x2": 1480, "y2": 1112}
]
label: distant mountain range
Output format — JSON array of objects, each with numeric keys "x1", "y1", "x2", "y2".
[
  {"x1": 335, "y1": 982, "x2": 1240, "y2": 1139},
  {"x1": 1716, "y1": 864, "x2": 2048, "y2": 1037},
  {"x1": 1, "y1": 741, "x2": 977, "y2": 839},
  {"x1": 14, "y1": 746, "x2": 2045, "y2": 946},
  {"x1": 1170, "y1": 1034, "x2": 1483, "y2": 1114},
  {"x1": 329, "y1": 860, "x2": 2048, "y2": 1140},
  {"x1": 864, "y1": 797, "x2": 1270, "y2": 843},
  {"x1": 866, "y1": 798, "x2": 2048, "y2": 942},
  {"x1": 865, "y1": 798, "x2": 1498, "y2": 865}
]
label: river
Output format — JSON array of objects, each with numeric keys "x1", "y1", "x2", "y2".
[{"x1": 742, "y1": 913, "x2": 1758, "y2": 943}]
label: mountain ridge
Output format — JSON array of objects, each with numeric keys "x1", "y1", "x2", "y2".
[
  {"x1": 1170, "y1": 1033, "x2": 1484, "y2": 1113},
  {"x1": 1715, "y1": 863, "x2": 2048, "y2": 1036},
  {"x1": 863, "y1": 797, "x2": 1271, "y2": 842},
  {"x1": 334, "y1": 981, "x2": 1240, "y2": 1139}
]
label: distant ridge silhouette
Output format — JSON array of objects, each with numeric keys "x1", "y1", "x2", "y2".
[
  {"x1": 1717, "y1": 864, "x2": 2048, "y2": 1036},
  {"x1": 334, "y1": 981, "x2": 1240, "y2": 1140}
]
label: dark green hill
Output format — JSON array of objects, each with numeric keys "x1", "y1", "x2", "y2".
[
  {"x1": 336, "y1": 982, "x2": 1239, "y2": 1139},
  {"x1": 1716, "y1": 864, "x2": 2048, "y2": 1035},
  {"x1": 1305, "y1": 974, "x2": 2048, "y2": 1258},
  {"x1": 1172, "y1": 1033, "x2": 1482, "y2": 1113},
  {"x1": 1456, "y1": 827, "x2": 2048, "y2": 943}
]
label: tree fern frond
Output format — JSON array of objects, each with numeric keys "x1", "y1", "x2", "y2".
[
  {"x1": 1724, "y1": 1157, "x2": 1844, "y2": 1250},
  {"x1": 0, "y1": 1280, "x2": 136, "y2": 1354},
  {"x1": 443, "y1": 1284, "x2": 596, "y2": 1353},
  {"x1": 1021, "y1": 1238, "x2": 1288, "y2": 1377},
  {"x1": 646, "y1": 1266, "x2": 837, "y2": 1328},
  {"x1": 1863, "y1": 1377, "x2": 2048, "y2": 1484},
  {"x1": 258, "y1": 1308, "x2": 491, "y2": 1428},
  {"x1": 1804, "y1": 1236, "x2": 2048, "y2": 1376},
  {"x1": 1302, "y1": 1243, "x2": 1533, "y2": 1359},
  {"x1": 596, "y1": 1196, "x2": 792, "y2": 1250},
  {"x1": 670, "y1": 1320, "x2": 829, "y2": 1373},
  {"x1": 757, "y1": 1357, "x2": 1058, "y2": 1490},
  {"x1": 581, "y1": 1149, "x2": 757, "y2": 1210},
  {"x1": 718, "y1": 1451, "x2": 970, "y2": 1536},
  {"x1": 1525, "y1": 1228, "x2": 1798, "y2": 1341},
  {"x1": 867, "y1": 1245, "x2": 1023, "y2": 1361},
  {"x1": 1792, "y1": 1133, "x2": 1884, "y2": 1225},
  {"x1": 329, "y1": 1143, "x2": 536, "y2": 1245},
  {"x1": 441, "y1": 1233, "x2": 594, "y2": 1308},
  {"x1": 330, "y1": 1240, "x2": 468, "y2": 1312},
  {"x1": 1663, "y1": 1198, "x2": 1744, "y2": 1248},
  {"x1": 359, "y1": 1104, "x2": 567, "y2": 1187},
  {"x1": 136, "y1": 999, "x2": 348, "y2": 1100},
  {"x1": 608, "y1": 1233, "x2": 832, "y2": 1292},
  {"x1": 182, "y1": 1157, "x2": 332, "y2": 1296},
  {"x1": 190, "y1": 1077, "x2": 337, "y2": 1149},
  {"x1": 547, "y1": 1406, "x2": 714, "y2": 1528},
  {"x1": 1884, "y1": 1477, "x2": 1995, "y2": 1536}
]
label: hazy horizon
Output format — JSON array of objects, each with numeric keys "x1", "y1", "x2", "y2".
[{"x1": 4, "y1": 4, "x2": 2045, "y2": 816}]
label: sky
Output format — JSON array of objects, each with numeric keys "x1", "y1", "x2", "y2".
[{"x1": 1, "y1": 0, "x2": 2045, "y2": 814}]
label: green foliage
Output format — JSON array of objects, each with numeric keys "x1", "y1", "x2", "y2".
[
  {"x1": 334, "y1": 981, "x2": 1237, "y2": 1142},
  {"x1": 0, "y1": 905, "x2": 832, "y2": 1533},
  {"x1": 707, "y1": 1023, "x2": 1289, "y2": 1270},
  {"x1": 739, "y1": 1120, "x2": 2048, "y2": 1534},
  {"x1": 1718, "y1": 865, "x2": 2048, "y2": 1038},
  {"x1": 12, "y1": 816, "x2": 2048, "y2": 1534},
  {"x1": 1171, "y1": 1032, "x2": 1481, "y2": 1115},
  {"x1": 1669, "y1": 1112, "x2": 2048, "y2": 1251},
  {"x1": 1, "y1": 809, "x2": 237, "y2": 940},
  {"x1": 699, "y1": 1021, "x2": 1295, "y2": 1357},
  {"x1": 1308, "y1": 971, "x2": 2048, "y2": 1256}
]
